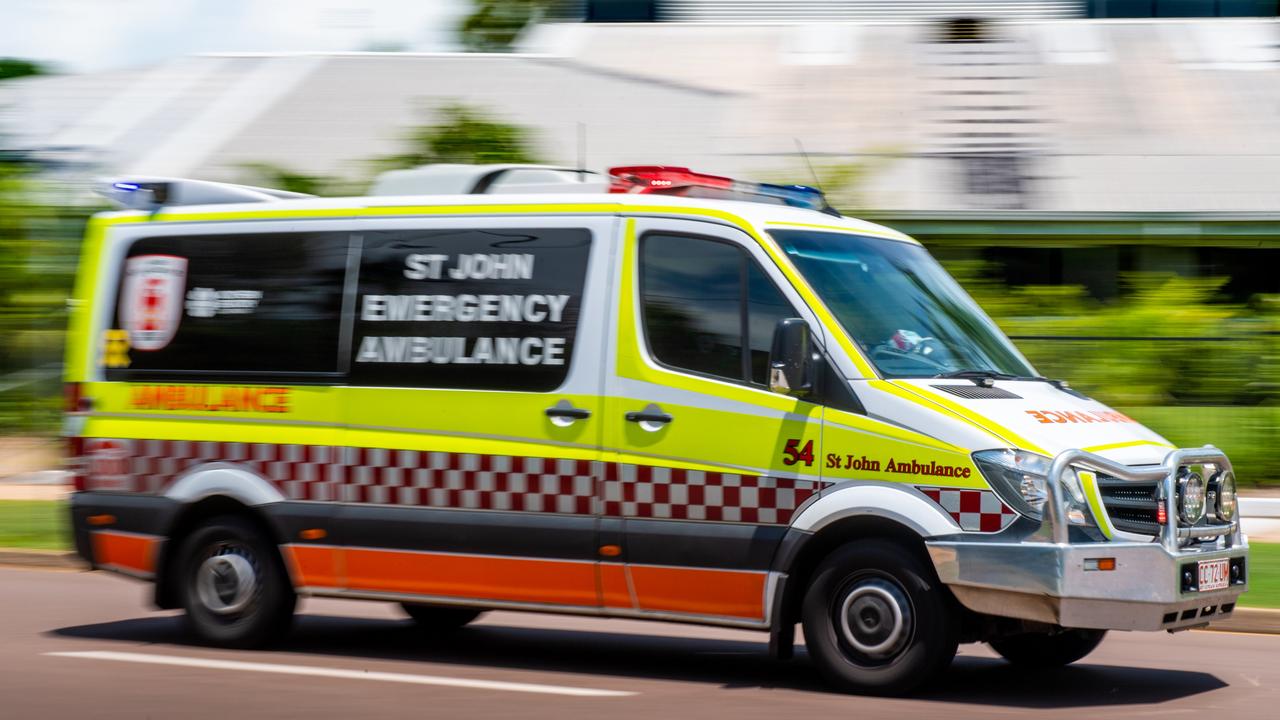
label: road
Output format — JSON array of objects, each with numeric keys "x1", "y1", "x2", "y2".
[{"x1": 3, "y1": 566, "x2": 1280, "y2": 719}]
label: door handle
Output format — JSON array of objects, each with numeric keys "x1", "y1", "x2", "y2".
[
  {"x1": 545, "y1": 400, "x2": 590, "y2": 427},
  {"x1": 625, "y1": 403, "x2": 673, "y2": 426}
]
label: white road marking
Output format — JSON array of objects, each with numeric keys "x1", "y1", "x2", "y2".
[{"x1": 45, "y1": 651, "x2": 635, "y2": 698}]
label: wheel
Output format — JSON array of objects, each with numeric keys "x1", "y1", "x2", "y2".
[
  {"x1": 177, "y1": 515, "x2": 296, "y2": 648},
  {"x1": 400, "y1": 603, "x2": 484, "y2": 632},
  {"x1": 989, "y1": 629, "x2": 1106, "y2": 668},
  {"x1": 801, "y1": 540, "x2": 958, "y2": 695}
]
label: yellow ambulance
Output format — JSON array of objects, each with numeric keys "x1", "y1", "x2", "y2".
[{"x1": 65, "y1": 165, "x2": 1248, "y2": 695}]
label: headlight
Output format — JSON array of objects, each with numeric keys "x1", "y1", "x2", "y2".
[
  {"x1": 1178, "y1": 470, "x2": 1206, "y2": 525},
  {"x1": 1210, "y1": 470, "x2": 1237, "y2": 522},
  {"x1": 972, "y1": 449, "x2": 1094, "y2": 526}
]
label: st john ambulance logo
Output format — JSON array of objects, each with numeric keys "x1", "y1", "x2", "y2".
[{"x1": 120, "y1": 255, "x2": 188, "y2": 351}]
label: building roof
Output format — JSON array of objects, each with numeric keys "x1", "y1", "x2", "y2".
[{"x1": 3, "y1": 18, "x2": 1279, "y2": 213}]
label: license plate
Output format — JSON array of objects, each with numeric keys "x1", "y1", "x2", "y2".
[{"x1": 1198, "y1": 558, "x2": 1230, "y2": 592}]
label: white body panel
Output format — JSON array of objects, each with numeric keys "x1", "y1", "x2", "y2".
[{"x1": 791, "y1": 482, "x2": 960, "y2": 537}]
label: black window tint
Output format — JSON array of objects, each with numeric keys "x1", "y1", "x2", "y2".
[
  {"x1": 641, "y1": 235, "x2": 743, "y2": 381},
  {"x1": 105, "y1": 233, "x2": 349, "y2": 380},
  {"x1": 747, "y1": 261, "x2": 796, "y2": 385},
  {"x1": 350, "y1": 228, "x2": 591, "y2": 391},
  {"x1": 641, "y1": 233, "x2": 799, "y2": 386}
]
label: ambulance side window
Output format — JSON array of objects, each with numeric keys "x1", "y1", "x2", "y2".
[
  {"x1": 104, "y1": 232, "x2": 349, "y2": 381},
  {"x1": 640, "y1": 232, "x2": 798, "y2": 386},
  {"x1": 349, "y1": 227, "x2": 591, "y2": 392}
]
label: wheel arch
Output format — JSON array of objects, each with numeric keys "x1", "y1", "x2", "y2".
[
  {"x1": 154, "y1": 494, "x2": 289, "y2": 610},
  {"x1": 772, "y1": 483, "x2": 959, "y2": 629}
]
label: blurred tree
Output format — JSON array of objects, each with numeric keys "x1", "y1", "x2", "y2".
[
  {"x1": 0, "y1": 58, "x2": 50, "y2": 82},
  {"x1": 952, "y1": 264, "x2": 1253, "y2": 407},
  {"x1": 458, "y1": 1, "x2": 555, "y2": 52},
  {"x1": 374, "y1": 102, "x2": 542, "y2": 171},
  {"x1": 0, "y1": 159, "x2": 79, "y2": 432},
  {"x1": 760, "y1": 153, "x2": 898, "y2": 213}
]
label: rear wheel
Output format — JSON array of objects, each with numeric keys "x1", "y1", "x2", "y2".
[
  {"x1": 801, "y1": 540, "x2": 958, "y2": 695},
  {"x1": 178, "y1": 515, "x2": 295, "y2": 648},
  {"x1": 989, "y1": 629, "x2": 1107, "y2": 668},
  {"x1": 400, "y1": 604, "x2": 484, "y2": 632}
]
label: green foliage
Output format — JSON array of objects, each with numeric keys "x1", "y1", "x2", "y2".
[
  {"x1": 953, "y1": 265, "x2": 1255, "y2": 407},
  {"x1": 1122, "y1": 406, "x2": 1280, "y2": 489},
  {"x1": 458, "y1": 1, "x2": 554, "y2": 52},
  {"x1": 0, "y1": 500, "x2": 68, "y2": 550},
  {"x1": 374, "y1": 103, "x2": 542, "y2": 171},
  {"x1": 0, "y1": 163, "x2": 84, "y2": 433},
  {"x1": 760, "y1": 154, "x2": 897, "y2": 213},
  {"x1": 0, "y1": 58, "x2": 50, "y2": 82}
]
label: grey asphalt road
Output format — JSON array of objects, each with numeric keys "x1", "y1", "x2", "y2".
[{"x1": 3, "y1": 566, "x2": 1279, "y2": 719}]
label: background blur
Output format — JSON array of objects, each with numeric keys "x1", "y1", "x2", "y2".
[{"x1": 2, "y1": 0, "x2": 1280, "y2": 487}]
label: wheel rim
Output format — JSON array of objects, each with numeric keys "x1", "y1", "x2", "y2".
[
  {"x1": 195, "y1": 542, "x2": 260, "y2": 617},
  {"x1": 833, "y1": 574, "x2": 914, "y2": 664}
]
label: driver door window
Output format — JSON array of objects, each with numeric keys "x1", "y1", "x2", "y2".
[{"x1": 640, "y1": 233, "x2": 797, "y2": 387}]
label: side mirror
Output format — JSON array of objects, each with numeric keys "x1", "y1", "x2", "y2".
[{"x1": 769, "y1": 318, "x2": 813, "y2": 397}]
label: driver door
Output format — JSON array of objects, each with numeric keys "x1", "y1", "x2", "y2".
[{"x1": 601, "y1": 217, "x2": 827, "y2": 622}]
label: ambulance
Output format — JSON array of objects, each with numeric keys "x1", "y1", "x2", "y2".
[{"x1": 65, "y1": 165, "x2": 1248, "y2": 695}]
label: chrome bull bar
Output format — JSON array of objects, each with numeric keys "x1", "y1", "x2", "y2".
[{"x1": 1035, "y1": 446, "x2": 1240, "y2": 549}]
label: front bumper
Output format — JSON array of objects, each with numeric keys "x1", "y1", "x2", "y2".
[
  {"x1": 927, "y1": 538, "x2": 1248, "y2": 631},
  {"x1": 927, "y1": 445, "x2": 1248, "y2": 632}
]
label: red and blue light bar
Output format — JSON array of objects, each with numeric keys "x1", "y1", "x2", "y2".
[{"x1": 607, "y1": 166, "x2": 834, "y2": 213}]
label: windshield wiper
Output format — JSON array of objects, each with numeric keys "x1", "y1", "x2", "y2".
[
  {"x1": 934, "y1": 369, "x2": 1078, "y2": 393},
  {"x1": 933, "y1": 370, "x2": 1020, "y2": 381}
]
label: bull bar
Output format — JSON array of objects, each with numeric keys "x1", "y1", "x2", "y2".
[{"x1": 926, "y1": 446, "x2": 1250, "y2": 632}]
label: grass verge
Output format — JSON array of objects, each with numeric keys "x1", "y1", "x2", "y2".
[
  {"x1": 0, "y1": 499, "x2": 69, "y2": 550},
  {"x1": 1243, "y1": 541, "x2": 1280, "y2": 608}
]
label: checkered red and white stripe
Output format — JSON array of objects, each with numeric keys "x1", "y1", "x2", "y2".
[
  {"x1": 601, "y1": 464, "x2": 821, "y2": 524},
  {"x1": 917, "y1": 486, "x2": 1017, "y2": 532},
  {"x1": 79, "y1": 439, "x2": 823, "y2": 526}
]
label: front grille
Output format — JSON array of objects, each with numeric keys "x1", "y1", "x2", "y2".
[{"x1": 1097, "y1": 476, "x2": 1160, "y2": 536}]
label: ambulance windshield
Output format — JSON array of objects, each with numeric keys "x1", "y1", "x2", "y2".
[{"x1": 770, "y1": 229, "x2": 1034, "y2": 379}]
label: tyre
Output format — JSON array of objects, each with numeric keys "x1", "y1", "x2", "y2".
[
  {"x1": 989, "y1": 629, "x2": 1106, "y2": 668},
  {"x1": 400, "y1": 604, "x2": 484, "y2": 632},
  {"x1": 801, "y1": 540, "x2": 958, "y2": 695},
  {"x1": 177, "y1": 515, "x2": 296, "y2": 648}
]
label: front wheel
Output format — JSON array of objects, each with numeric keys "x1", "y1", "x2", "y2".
[
  {"x1": 990, "y1": 629, "x2": 1107, "y2": 668},
  {"x1": 178, "y1": 515, "x2": 296, "y2": 648},
  {"x1": 801, "y1": 540, "x2": 958, "y2": 695}
]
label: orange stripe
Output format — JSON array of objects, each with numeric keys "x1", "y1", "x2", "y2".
[
  {"x1": 91, "y1": 531, "x2": 158, "y2": 576},
  {"x1": 284, "y1": 545, "x2": 342, "y2": 588},
  {"x1": 599, "y1": 562, "x2": 633, "y2": 609},
  {"x1": 342, "y1": 548, "x2": 598, "y2": 607},
  {"x1": 628, "y1": 566, "x2": 765, "y2": 619}
]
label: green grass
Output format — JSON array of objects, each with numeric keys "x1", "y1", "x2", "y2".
[
  {"x1": 1242, "y1": 542, "x2": 1280, "y2": 608},
  {"x1": 0, "y1": 500, "x2": 69, "y2": 550}
]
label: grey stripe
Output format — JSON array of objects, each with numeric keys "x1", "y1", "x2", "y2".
[{"x1": 85, "y1": 411, "x2": 825, "y2": 481}]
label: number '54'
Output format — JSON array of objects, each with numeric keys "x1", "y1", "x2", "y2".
[{"x1": 782, "y1": 439, "x2": 815, "y2": 467}]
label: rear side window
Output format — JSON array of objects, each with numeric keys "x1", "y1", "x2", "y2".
[
  {"x1": 350, "y1": 228, "x2": 592, "y2": 391},
  {"x1": 640, "y1": 233, "x2": 798, "y2": 386},
  {"x1": 104, "y1": 232, "x2": 350, "y2": 381}
]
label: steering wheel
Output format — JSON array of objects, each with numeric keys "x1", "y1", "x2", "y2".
[{"x1": 871, "y1": 340, "x2": 953, "y2": 373}]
